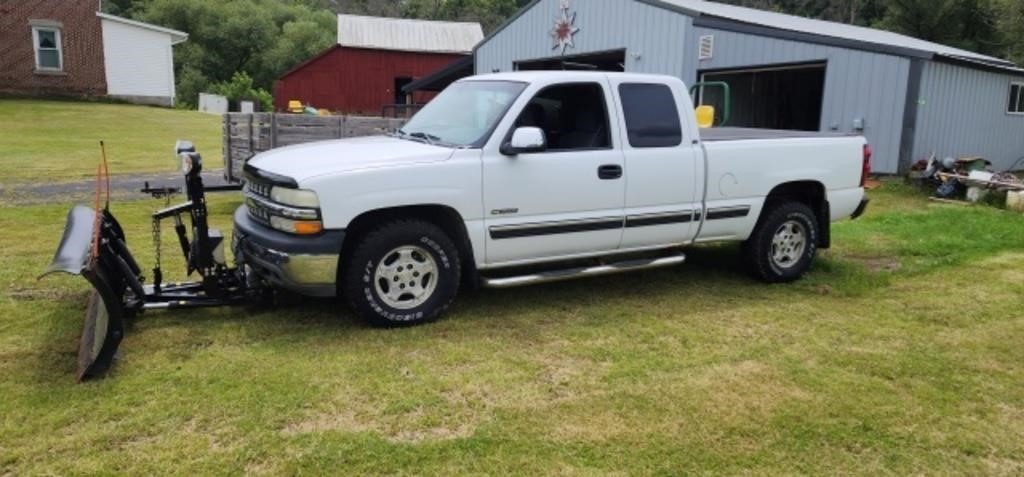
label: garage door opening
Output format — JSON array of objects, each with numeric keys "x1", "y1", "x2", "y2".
[
  {"x1": 698, "y1": 62, "x2": 826, "y2": 131},
  {"x1": 516, "y1": 49, "x2": 626, "y2": 72}
]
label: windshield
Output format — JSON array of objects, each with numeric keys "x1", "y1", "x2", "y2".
[{"x1": 398, "y1": 80, "x2": 526, "y2": 148}]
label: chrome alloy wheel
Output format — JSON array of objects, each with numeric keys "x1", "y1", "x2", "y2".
[
  {"x1": 771, "y1": 220, "x2": 807, "y2": 269},
  {"x1": 373, "y1": 245, "x2": 439, "y2": 310}
]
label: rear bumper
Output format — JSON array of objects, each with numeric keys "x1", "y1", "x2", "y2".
[
  {"x1": 232, "y1": 206, "x2": 344, "y2": 297},
  {"x1": 851, "y1": 198, "x2": 870, "y2": 220}
]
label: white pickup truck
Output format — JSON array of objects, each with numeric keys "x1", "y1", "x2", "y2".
[{"x1": 235, "y1": 71, "x2": 870, "y2": 326}]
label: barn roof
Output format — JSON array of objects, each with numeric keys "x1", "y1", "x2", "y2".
[
  {"x1": 659, "y1": 0, "x2": 1016, "y2": 68},
  {"x1": 337, "y1": 14, "x2": 483, "y2": 54},
  {"x1": 480, "y1": 0, "x2": 1021, "y2": 74}
]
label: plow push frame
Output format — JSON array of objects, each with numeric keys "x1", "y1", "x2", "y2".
[{"x1": 40, "y1": 141, "x2": 263, "y2": 381}]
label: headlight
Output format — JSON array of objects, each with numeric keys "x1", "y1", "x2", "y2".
[
  {"x1": 270, "y1": 216, "x2": 323, "y2": 235},
  {"x1": 270, "y1": 186, "x2": 319, "y2": 208}
]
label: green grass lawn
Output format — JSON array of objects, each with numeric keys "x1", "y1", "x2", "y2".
[
  {"x1": 1, "y1": 183, "x2": 1022, "y2": 475},
  {"x1": 0, "y1": 99, "x2": 222, "y2": 185}
]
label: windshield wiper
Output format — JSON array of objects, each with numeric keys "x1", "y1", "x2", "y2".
[
  {"x1": 408, "y1": 131, "x2": 442, "y2": 146},
  {"x1": 394, "y1": 129, "x2": 459, "y2": 148}
]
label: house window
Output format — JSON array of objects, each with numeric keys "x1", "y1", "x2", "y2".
[
  {"x1": 1010, "y1": 82, "x2": 1024, "y2": 115},
  {"x1": 32, "y1": 26, "x2": 63, "y2": 71}
]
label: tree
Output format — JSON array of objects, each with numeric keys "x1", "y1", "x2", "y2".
[
  {"x1": 876, "y1": 0, "x2": 1003, "y2": 57},
  {"x1": 993, "y1": 0, "x2": 1024, "y2": 64},
  {"x1": 134, "y1": 0, "x2": 335, "y2": 107},
  {"x1": 210, "y1": 72, "x2": 274, "y2": 111}
]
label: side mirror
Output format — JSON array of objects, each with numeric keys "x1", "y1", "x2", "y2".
[
  {"x1": 695, "y1": 105, "x2": 716, "y2": 128},
  {"x1": 500, "y1": 127, "x2": 546, "y2": 156}
]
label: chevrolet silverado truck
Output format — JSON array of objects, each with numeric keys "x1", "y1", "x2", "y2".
[{"x1": 235, "y1": 71, "x2": 870, "y2": 326}]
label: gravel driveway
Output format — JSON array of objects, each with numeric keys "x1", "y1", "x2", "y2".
[{"x1": 1, "y1": 170, "x2": 235, "y2": 205}]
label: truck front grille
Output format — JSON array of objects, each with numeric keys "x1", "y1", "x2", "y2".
[
  {"x1": 244, "y1": 179, "x2": 273, "y2": 224},
  {"x1": 245, "y1": 179, "x2": 272, "y2": 199}
]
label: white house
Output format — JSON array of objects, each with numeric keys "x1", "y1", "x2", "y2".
[{"x1": 97, "y1": 12, "x2": 188, "y2": 106}]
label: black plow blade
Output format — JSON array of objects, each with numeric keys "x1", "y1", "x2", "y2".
[{"x1": 41, "y1": 206, "x2": 138, "y2": 381}]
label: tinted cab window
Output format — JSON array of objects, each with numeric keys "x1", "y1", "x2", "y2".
[{"x1": 619, "y1": 83, "x2": 683, "y2": 148}]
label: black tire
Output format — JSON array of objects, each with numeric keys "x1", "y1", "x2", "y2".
[
  {"x1": 742, "y1": 201, "x2": 819, "y2": 283},
  {"x1": 342, "y1": 220, "x2": 461, "y2": 327}
]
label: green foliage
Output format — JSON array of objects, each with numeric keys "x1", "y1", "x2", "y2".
[
  {"x1": 716, "y1": 0, "x2": 887, "y2": 25},
  {"x1": 993, "y1": 0, "x2": 1024, "y2": 65},
  {"x1": 100, "y1": 0, "x2": 148, "y2": 16},
  {"x1": 874, "y1": 0, "x2": 1002, "y2": 57},
  {"x1": 209, "y1": 72, "x2": 274, "y2": 112},
  {"x1": 256, "y1": 17, "x2": 337, "y2": 88},
  {"x1": 127, "y1": 0, "x2": 335, "y2": 108},
  {"x1": 718, "y1": 0, "x2": 1021, "y2": 62}
]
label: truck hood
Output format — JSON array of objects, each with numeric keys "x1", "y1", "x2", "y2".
[{"x1": 247, "y1": 136, "x2": 455, "y2": 183}]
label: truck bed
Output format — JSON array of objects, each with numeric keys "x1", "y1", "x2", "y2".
[{"x1": 700, "y1": 127, "x2": 854, "y2": 142}]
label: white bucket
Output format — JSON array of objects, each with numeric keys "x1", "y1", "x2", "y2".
[{"x1": 1008, "y1": 191, "x2": 1024, "y2": 213}]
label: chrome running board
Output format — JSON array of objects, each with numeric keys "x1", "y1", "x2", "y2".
[{"x1": 482, "y1": 254, "x2": 686, "y2": 289}]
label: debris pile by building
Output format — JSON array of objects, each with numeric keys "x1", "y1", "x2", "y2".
[{"x1": 909, "y1": 154, "x2": 1024, "y2": 212}]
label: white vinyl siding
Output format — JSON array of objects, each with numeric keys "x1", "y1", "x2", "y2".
[
  {"x1": 100, "y1": 17, "x2": 177, "y2": 103},
  {"x1": 32, "y1": 26, "x2": 63, "y2": 71}
]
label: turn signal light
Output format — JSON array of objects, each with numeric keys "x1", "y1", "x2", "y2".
[
  {"x1": 270, "y1": 216, "x2": 323, "y2": 235},
  {"x1": 294, "y1": 221, "x2": 323, "y2": 235}
]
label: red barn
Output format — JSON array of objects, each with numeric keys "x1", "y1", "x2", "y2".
[{"x1": 273, "y1": 14, "x2": 483, "y2": 115}]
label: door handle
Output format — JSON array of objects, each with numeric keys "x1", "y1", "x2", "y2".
[{"x1": 598, "y1": 164, "x2": 623, "y2": 180}]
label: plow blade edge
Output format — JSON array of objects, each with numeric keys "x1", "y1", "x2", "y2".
[{"x1": 42, "y1": 206, "x2": 140, "y2": 381}]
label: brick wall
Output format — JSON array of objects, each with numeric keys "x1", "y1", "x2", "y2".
[{"x1": 0, "y1": 0, "x2": 107, "y2": 97}]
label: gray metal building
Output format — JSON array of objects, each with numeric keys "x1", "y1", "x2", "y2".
[{"x1": 474, "y1": 0, "x2": 1024, "y2": 173}]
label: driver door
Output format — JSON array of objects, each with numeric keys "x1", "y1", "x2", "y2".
[{"x1": 482, "y1": 80, "x2": 626, "y2": 266}]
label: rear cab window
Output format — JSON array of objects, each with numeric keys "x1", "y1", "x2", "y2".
[{"x1": 619, "y1": 83, "x2": 683, "y2": 148}]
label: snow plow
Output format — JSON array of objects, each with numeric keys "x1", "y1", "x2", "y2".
[{"x1": 40, "y1": 142, "x2": 259, "y2": 381}]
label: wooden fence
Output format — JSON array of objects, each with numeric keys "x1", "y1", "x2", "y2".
[{"x1": 222, "y1": 113, "x2": 405, "y2": 183}]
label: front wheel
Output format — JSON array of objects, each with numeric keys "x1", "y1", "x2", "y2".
[
  {"x1": 342, "y1": 220, "x2": 461, "y2": 327},
  {"x1": 742, "y1": 201, "x2": 819, "y2": 283}
]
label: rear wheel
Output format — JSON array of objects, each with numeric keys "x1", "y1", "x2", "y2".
[
  {"x1": 342, "y1": 220, "x2": 461, "y2": 327},
  {"x1": 742, "y1": 201, "x2": 818, "y2": 283}
]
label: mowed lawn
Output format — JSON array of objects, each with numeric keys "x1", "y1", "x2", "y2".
[
  {"x1": 0, "y1": 100, "x2": 1021, "y2": 475},
  {"x1": 0, "y1": 99, "x2": 222, "y2": 185},
  {"x1": 1, "y1": 181, "x2": 1022, "y2": 475}
]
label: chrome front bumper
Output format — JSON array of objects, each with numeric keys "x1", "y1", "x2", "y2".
[{"x1": 232, "y1": 206, "x2": 344, "y2": 297}]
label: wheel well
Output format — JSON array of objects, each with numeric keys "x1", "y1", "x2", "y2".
[
  {"x1": 339, "y1": 205, "x2": 478, "y2": 285},
  {"x1": 763, "y1": 181, "x2": 831, "y2": 249}
]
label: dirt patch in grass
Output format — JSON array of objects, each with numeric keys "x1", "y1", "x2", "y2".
[
  {"x1": 848, "y1": 256, "x2": 902, "y2": 273},
  {"x1": 282, "y1": 407, "x2": 478, "y2": 444},
  {"x1": 4, "y1": 287, "x2": 85, "y2": 302}
]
